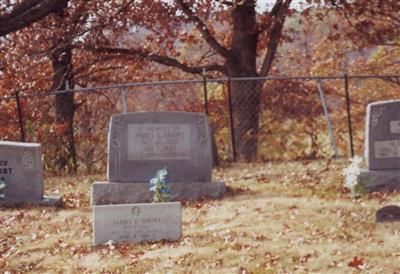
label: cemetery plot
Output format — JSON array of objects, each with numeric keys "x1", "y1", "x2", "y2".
[{"x1": 91, "y1": 111, "x2": 225, "y2": 244}]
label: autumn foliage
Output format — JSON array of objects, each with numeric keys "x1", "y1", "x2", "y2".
[{"x1": 0, "y1": 0, "x2": 399, "y2": 173}]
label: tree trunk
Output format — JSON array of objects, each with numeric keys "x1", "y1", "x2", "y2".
[
  {"x1": 228, "y1": 0, "x2": 260, "y2": 161},
  {"x1": 51, "y1": 44, "x2": 77, "y2": 174}
]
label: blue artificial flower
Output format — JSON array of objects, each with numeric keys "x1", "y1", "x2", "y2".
[
  {"x1": 149, "y1": 168, "x2": 172, "y2": 202},
  {"x1": 161, "y1": 187, "x2": 171, "y2": 194}
]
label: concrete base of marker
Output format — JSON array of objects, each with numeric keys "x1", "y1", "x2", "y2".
[
  {"x1": 0, "y1": 195, "x2": 62, "y2": 207},
  {"x1": 91, "y1": 181, "x2": 227, "y2": 205},
  {"x1": 357, "y1": 169, "x2": 400, "y2": 193}
]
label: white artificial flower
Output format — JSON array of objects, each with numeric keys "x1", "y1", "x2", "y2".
[{"x1": 342, "y1": 156, "x2": 363, "y2": 194}]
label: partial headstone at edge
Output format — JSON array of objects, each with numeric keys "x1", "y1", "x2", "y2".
[
  {"x1": 357, "y1": 99, "x2": 400, "y2": 193},
  {"x1": 376, "y1": 205, "x2": 400, "y2": 223},
  {"x1": 365, "y1": 99, "x2": 400, "y2": 170},
  {"x1": 0, "y1": 141, "x2": 61, "y2": 207}
]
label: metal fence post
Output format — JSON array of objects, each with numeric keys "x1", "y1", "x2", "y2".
[
  {"x1": 14, "y1": 90, "x2": 25, "y2": 142},
  {"x1": 120, "y1": 87, "x2": 127, "y2": 114},
  {"x1": 344, "y1": 74, "x2": 354, "y2": 157},
  {"x1": 227, "y1": 77, "x2": 237, "y2": 162},
  {"x1": 316, "y1": 80, "x2": 338, "y2": 157},
  {"x1": 202, "y1": 68, "x2": 209, "y2": 116}
]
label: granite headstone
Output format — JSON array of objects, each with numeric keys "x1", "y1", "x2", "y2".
[
  {"x1": 107, "y1": 112, "x2": 212, "y2": 182},
  {"x1": 93, "y1": 202, "x2": 181, "y2": 245},
  {"x1": 91, "y1": 112, "x2": 226, "y2": 205},
  {"x1": 0, "y1": 141, "x2": 61, "y2": 206},
  {"x1": 357, "y1": 100, "x2": 400, "y2": 193},
  {"x1": 365, "y1": 100, "x2": 400, "y2": 170}
]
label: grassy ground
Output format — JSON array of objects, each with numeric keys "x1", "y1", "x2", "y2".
[{"x1": 1, "y1": 158, "x2": 400, "y2": 273}]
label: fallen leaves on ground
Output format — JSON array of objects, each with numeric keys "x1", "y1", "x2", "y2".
[{"x1": 1, "y1": 159, "x2": 399, "y2": 273}]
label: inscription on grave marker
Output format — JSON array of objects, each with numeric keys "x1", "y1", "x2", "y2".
[
  {"x1": 127, "y1": 124, "x2": 191, "y2": 160},
  {"x1": 0, "y1": 160, "x2": 12, "y2": 174},
  {"x1": 93, "y1": 202, "x2": 181, "y2": 244},
  {"x1": 107, "y1": 112, "x2": 213, "y2": 182},
  {"x1": 391, "y1": 121, "x2": 400, "y2": 134},
  {"x1": 375, "y1": 140, "x2": 400, "y2": 158}
]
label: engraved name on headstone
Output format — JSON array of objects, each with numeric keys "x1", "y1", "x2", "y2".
[
  {"x1": 107, "y1": 112, "x2": 212, "y2": 183},
  {"x1": 93, "y1": 202, "x2": 181, "y2": 245},
  {"x1": 365, "y1": 99, "x2": 400, "y2": 170},
  {"x1": 127, "y1": 124, "x2": 191, "y2": 160}
]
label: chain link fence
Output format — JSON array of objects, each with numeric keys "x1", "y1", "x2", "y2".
[{"x1": 1, "y1": 75, "x2": 399, "y2": 174}]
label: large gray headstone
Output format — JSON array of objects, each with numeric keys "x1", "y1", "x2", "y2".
[
  {"x1": 0, "y1": 141, "x2": 43, "y2": 203},
  {"x1": 93, "y1": 202, "x2": 181, "y2": 245},
  {"x1": 107, "y1": 112, "x2": 212, "y2": 183},
  {"x1": 365, "y1": 100, "x2": 400, "y2": 170}
]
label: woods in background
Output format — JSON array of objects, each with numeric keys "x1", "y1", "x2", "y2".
[{"x1": 0, "y1": 0, "x2": 399, "y2": 173}]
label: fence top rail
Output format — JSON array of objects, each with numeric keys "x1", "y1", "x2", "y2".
[{"x1": 1, "y1": 74, "x2": 399, "y2": 101}]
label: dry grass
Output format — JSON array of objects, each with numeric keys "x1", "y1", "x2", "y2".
[{"x1": 1, "y1": 159, "x2": 400, "y2": 273}]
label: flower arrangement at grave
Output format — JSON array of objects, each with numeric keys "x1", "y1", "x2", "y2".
[
  {"x1": 149, "y1": 168, "x2": 171, "y2": 202},
  {"x1": 342, "y1": 156, "x2": 364, "y2": 196}
]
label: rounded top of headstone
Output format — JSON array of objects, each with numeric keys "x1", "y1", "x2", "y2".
[
  {"x1": 367, "y1": 99, "x2": 400, "y2": 108},
  {"x1": 111, "y1": 111, "x2": 207, "y2": 119}
]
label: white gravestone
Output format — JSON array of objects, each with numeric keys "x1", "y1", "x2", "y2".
[
  {"x1": 0, "y1": 141, "x2": 61, "y2": 206},
  {"x1": 93, "y1": 202, "x2": 181, "y2": 245},
  {"x1": 357, "y1": 100, "x2": 400, "y2": 193}
]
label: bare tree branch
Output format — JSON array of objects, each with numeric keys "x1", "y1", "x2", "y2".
[
  {"x1": 91, "y1": 46, "x2": 227, "y2": 75},
  {"x1": 0, "y1": 0, "x2": 69, "y2": 37},
  {"x1": 74, "y1": 66, "x2": 126, "y2": 81},
  {"x1": 174, "y1": 0, "x2": 233, "y2": 60},
  {"x1": 259, "y1": 0, "x2": 292, "y2": 77}
]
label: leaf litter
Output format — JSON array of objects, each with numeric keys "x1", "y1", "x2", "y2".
[{"x1": 1, "y1": 159, "x2": 400, "y2": 273}]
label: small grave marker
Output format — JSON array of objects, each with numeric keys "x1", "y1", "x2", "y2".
[
  {"x1": 93, "y1": 202, "x2": 181, "y2": 245},
  {"x1": 376, "y1": 205, "x2": 400, "y2": 223}
]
